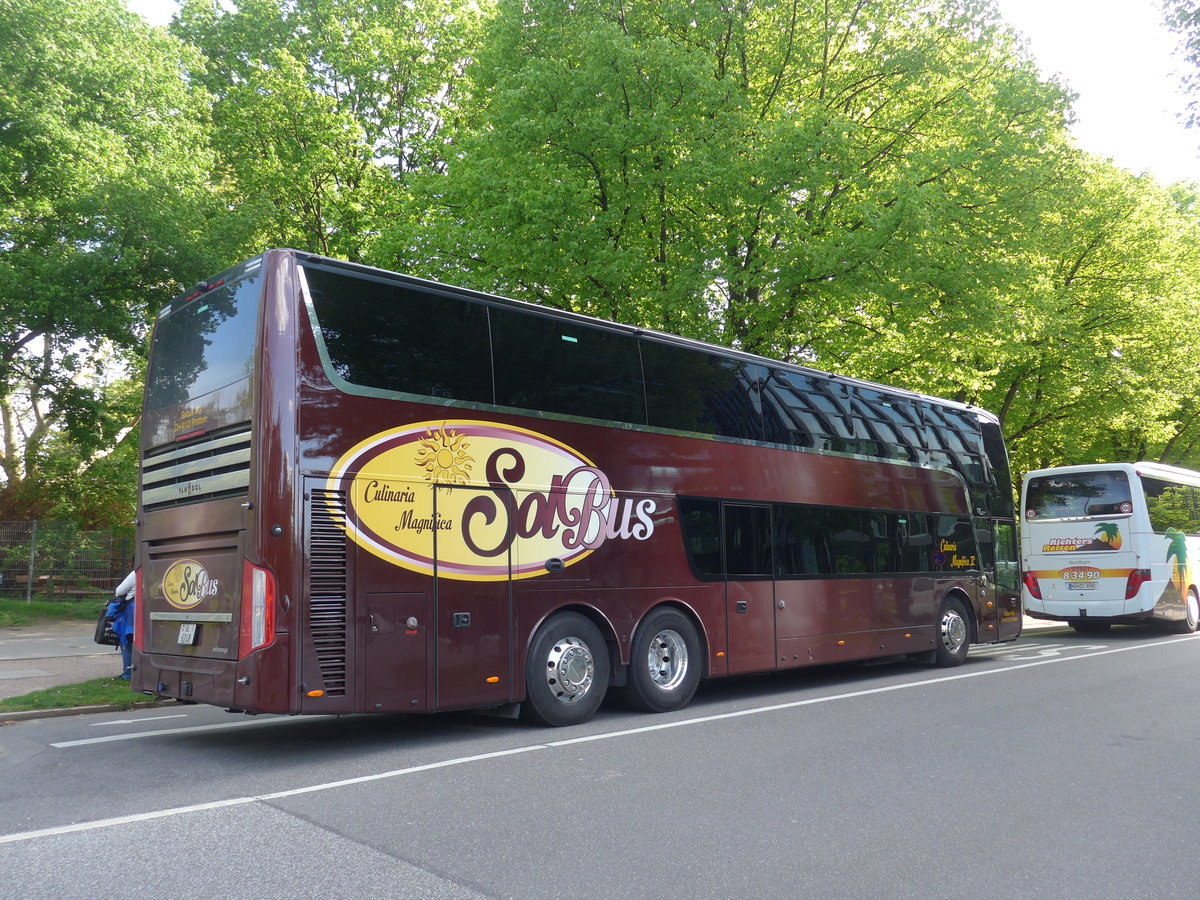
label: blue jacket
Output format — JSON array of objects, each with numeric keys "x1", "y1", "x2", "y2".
[{"x1": 107, "y1": 573, "x2": 136, "y2": 645}]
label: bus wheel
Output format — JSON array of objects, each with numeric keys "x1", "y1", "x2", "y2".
[
  {"x1": 1172, "y1": 589, "x2": 1199, "y2": 634},
  {"x1": 522, "y1": 612, "x2": 610, "y2": 727},
  {"x1": 621, "y1": 608, "x2": 702, "y2": 713},
  {"x1": 935, "y1": 597, "x2": 970, "y2": 666}
]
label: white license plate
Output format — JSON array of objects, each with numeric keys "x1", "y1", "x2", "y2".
[{"x1": 177, "y1": 623, "x2": 197, "y2": 645}]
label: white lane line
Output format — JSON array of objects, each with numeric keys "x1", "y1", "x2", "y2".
[
  {"x1": 4, "y1": 634, "x2": 1196, "y2": 845},
  {"x1": 52, "y1": 715, "x2": 314, "y2": 748},
  {"x1": 89, "y1": 714, "x2": 191, "y2": 727},
  {"x1": 0, "y1": 746, "x2": 547, "y2": 845}
]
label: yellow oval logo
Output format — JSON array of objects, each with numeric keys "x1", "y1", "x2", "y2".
[
  {"x1": 162, "y1": 558, "x2": 220, "y2": 609},
  {"x1": 328, "y1": 421, "x2": 657, "y2": 581}
]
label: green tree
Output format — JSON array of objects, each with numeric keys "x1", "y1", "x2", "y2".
[
  {"x1": 395, "y1": 0, "x2": 1070, "y2": 351},
  {"x1": 990, "y1": 160, "x2": 1200, "y2": 479},
  {"x1": 174, "y1": 0, "x2": 488, "y2": 262},
  {"x1": 0, "y1": 0, "x2": 218, "y2": 523}
]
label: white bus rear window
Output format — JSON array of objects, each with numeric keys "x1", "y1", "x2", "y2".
[{"x1": 1025, "y1": 471, "x2": 1132, "y2": 519}]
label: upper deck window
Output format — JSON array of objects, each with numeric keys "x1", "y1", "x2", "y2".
[
  {"x1": 1024, "y1": 471, "x2": 1132, "y2": 520},
  {"x1": 145, "y1": 272, "x2": 261, "y2": 411}
]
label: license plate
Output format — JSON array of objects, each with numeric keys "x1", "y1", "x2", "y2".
[
  {"x1": 177, "y1": 623, "x2": 197, "y2": 645},
  {"x1": 1062, "y1": 566, "x2": 1101, "y2": 588}
]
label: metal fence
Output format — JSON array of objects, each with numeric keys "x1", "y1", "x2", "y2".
[{"x1": 0, "y1": 521, "x2": 135, "y2": 603}]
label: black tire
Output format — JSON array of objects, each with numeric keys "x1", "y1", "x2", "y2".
[
  {"x1": 1069, "y1": 620, "x2": 1112, "y2": 635},
  {"x1": 1171, "y1": 589, "x2": 1199, "y2": 634},
  {"x1": 620, "y1": 608, "x2": 702, "y2": 713},
  {"x1": 522, "y1": 612, "x2": 610, "y2": 727},
  {"x1": 934, "y1": 596, "x2": 971, "y2": 666}
]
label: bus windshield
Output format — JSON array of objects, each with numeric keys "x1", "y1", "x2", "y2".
[
  {"x1": 145, "y1": 272, "x2": 262, "y2": 411},
  {"x1": 1024, "y1": 470, "x2": 1132, "y2": 519}
]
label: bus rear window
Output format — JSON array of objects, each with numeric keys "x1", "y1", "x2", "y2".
[
  {"x1": 1025, "y1": 471, "x2": 1132, "y2": 519},
  {"x1": 145, "y1": 273, "x2": 262, "y2": 411}
]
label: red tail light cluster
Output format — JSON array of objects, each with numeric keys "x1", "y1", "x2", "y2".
[
  {"x1": 1125, "y1": 568, "x2": 1151, "y2": 600},
  {"x1": 1022, "y1": 572, "x2": 1042, "y2": 600},
  {"x1": 239, "y1": 561, "x2": 277, "y2": 656}
]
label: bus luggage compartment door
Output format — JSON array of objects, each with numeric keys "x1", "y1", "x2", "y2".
[
  {"x1": 362, "y1": 591, "x2": 429, "y2": 712},
  {"x1": 433, "y1": 484, "x2": 514, "y2": 711}
]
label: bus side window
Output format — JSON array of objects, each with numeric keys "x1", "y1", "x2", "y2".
[
  {"x1": 724, "y1": 505, "x2": 772, "y2": 577},
  {"x1": 678, "y1": 498, "x2": 722, "y2": 578}
]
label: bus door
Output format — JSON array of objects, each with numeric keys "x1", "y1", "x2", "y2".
[
  {"x1": 723, "y1": 503, "x2": 778, "y2": 675},
  {"x1": 432, "y1": 484, "x2": 514, "y2": 711},
  {"x1": 980, "y1": 519, "x2": 1021, "y2": 641}
]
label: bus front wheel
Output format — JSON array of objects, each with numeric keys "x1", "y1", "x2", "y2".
[
  {"x1": 935, "y1": 597, "x2": 971, "y2": 666},
  {"x1": 621, "y1": 608, "x2": 702, "y2": 713},
  {"x1": 522, "y1": 612, "x2": 610, "y2": 727}
]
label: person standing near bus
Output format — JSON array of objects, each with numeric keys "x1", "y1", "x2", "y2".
[{"x1": 108, "y1": 571, "x2": 136, "y2": 680}]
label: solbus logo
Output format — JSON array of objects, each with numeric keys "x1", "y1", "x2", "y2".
[
  {"x1": 162, "y1": 559, "x2": 220, "y2": 609},
  {"x1": 327, "y1": 420, "x2": 658, "y2": 581}
]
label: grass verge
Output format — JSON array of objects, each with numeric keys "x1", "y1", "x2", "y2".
[
  {"x1": 0, "y1": 596, "x2": 102, "y2": 628},
  {"x1": 0, "y1": 677, "x2": 153, "y2": 713}
]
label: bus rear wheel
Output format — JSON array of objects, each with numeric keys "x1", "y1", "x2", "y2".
[
  {"x1": 522, "y1": 612, "x2": 610, "y2": 727},
  {"x1": 935, "y1": 597, "x2": 970, "y2": 666},
  {"x1": 621, "y1": 608, "x2": 702, "y2": 713},
  {"x1": 1171, "y1": 589, "x2": 1199, "y2": 634}
]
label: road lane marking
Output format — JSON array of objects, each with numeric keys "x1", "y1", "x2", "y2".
[
  {"x1": 4, "y1": 633, "x2": 1197, "y2": 845},
  {"x1": 52, "y1": 715, "x2": 321, "y2": 747},
  {"x1": 88, "y1": 714, "x2": 190, "y2": 727}
]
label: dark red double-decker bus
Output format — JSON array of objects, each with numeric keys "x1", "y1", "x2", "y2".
[{"x1": 133, "y1": 250, "x2": 1020, "y2": 725}]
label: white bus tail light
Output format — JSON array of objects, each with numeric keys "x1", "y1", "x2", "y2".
[
  {"x1": 1125, "y1": 568, "x2": 1151, "y2": 600},
  {"x1": 240, "y1": 561, "x2": 277, "y2": 656},
  {"x1": 1022, "y1": 572, "x2": 1042, "y2": 600}
]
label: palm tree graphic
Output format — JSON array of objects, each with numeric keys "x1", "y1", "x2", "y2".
[
  {"x1": 1165, "y1": 527, "x2": 1188, "y2": 593},
  {"x1": 1094, "y1": 522, "x2": 1119, "y2": 547}
]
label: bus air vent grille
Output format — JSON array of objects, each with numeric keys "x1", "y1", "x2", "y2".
[
  {"x1": 141, "y1": 424, "x2": 252, "y2": 512},
  {"x1": 308, "y1": 488, "x2": 348, "y2": 696}
]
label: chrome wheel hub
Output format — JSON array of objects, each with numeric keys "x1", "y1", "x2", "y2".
[
  {"x1": 544, "y1": 636, "x2": 595, "y2": 703},
  {"x1": 940, "y1": 609, "x2": 967, "y2": 654},
  {"x1": 646, "y1": 629, "x2": 688, "y2": 692}
]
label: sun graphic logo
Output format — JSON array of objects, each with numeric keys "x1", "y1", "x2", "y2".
[{"x1": 414, "y1": 424, "x2": 474, "y2": 484}]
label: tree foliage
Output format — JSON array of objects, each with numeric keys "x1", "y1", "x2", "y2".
[
  {"x1": 384, "y1": 0, "x2": 1200, "y2": 480},
  {"x1": 4, "y1": 0, "x2": 1200, "y2": 526},
  {"x1": 0, "y1": 0, "x2": 222, "y2": 522},
  {"x1": 173, "y1": 0, "x2": 487, "y2": 261}
]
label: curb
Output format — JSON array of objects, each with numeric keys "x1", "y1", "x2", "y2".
[{"x1": 0, "y1": 699, "x2": 172, "y2": 723}]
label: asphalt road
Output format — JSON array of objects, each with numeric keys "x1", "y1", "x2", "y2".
[{"x1": 1, "y1": 623, "x2": 1198, "y2": 899}]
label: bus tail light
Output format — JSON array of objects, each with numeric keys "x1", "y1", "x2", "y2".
[
  {"x1": 239, "y1": 561, "x2": 277, "y2": 656},
  {"x1": 1125, "y1": 568, "x2": 1152, "y2": 600},
  {"x1": 133, "y1": 569, "x2": 144, "y2": 651},
  {"x1": 1022, "y1": 572, "x2": 1042, "y2": 600}
]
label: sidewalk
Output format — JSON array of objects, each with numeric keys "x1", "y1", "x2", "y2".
[{"x1": 0, "y1": 620, "x2": 127, "y2": 702}]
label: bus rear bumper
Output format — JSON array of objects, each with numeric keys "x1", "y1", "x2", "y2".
[
  {"x1": 132, "y1": 633, "x2": 294, "y2": 714},
  {"x1": 1024, "y1": 601, "x2": 1158, "y2": 624}
]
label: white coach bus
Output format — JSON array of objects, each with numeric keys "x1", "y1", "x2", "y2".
[{"x1": 1021, "y1": 463, "x2": 1200, "y2": 634}]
